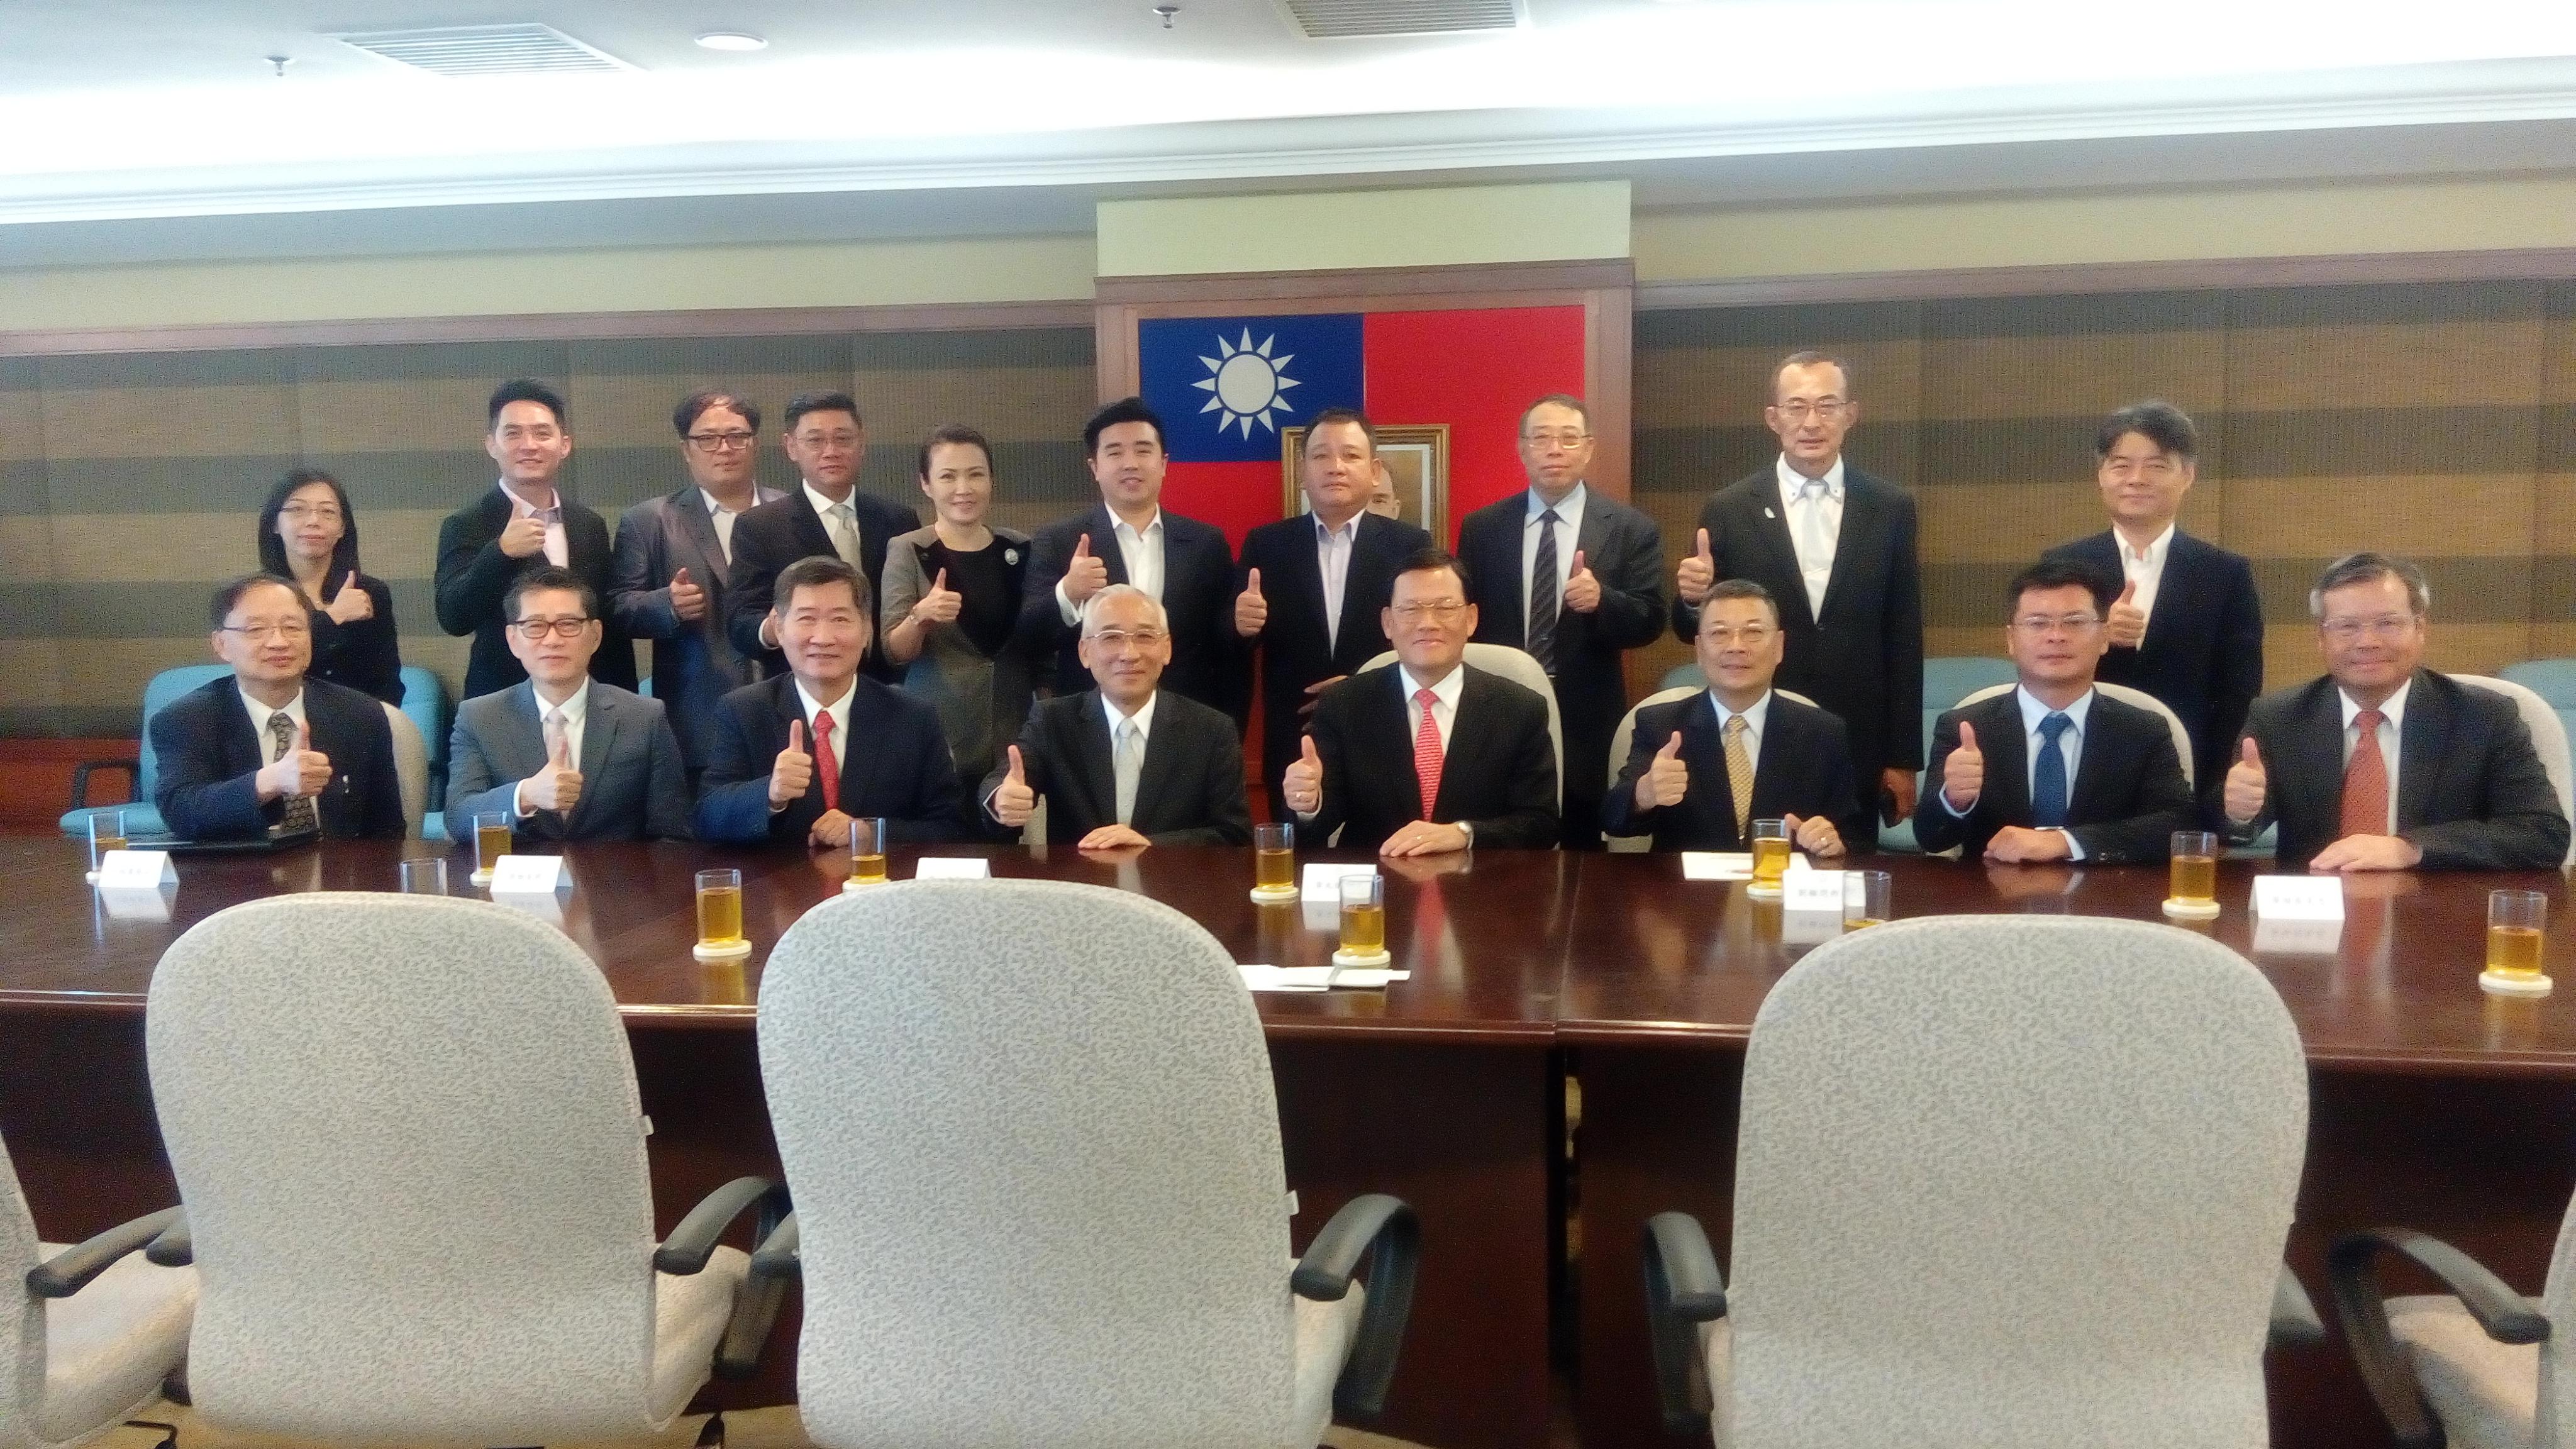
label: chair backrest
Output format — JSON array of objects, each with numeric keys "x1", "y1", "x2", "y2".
[
  {"x1": 1728, "y1": 916, "x2": 2307, "y2": 1448},
  {"x1": 2453, "y1": 674, "x2": 2576, "y2": 867},
  {"x1": 397, "y1": 666, "x2": 452, "y2": 809},
  {"x1": 1359, "y1": 644, "x2": 1563, "y2": 809},
  {"x1": 135, "y1": 664, "x2": 233, "y2": 802},
  {"x1": 1951, "y1": 681, "x2": 2197, "y2": 789},
  {"x1": 0, "y1": 1130, "x2": 45, "y2": 1443},
  {"x1": 381, "y1": 702, "x2": 428, "y2": 838},
  {"x1": 760, "y1": 880, "x2": 1299, "y2": 1449},
  {"x1": 147, "y1": 894, "x2": 663, "y2": 1444},
  {"x1": 1921, "y1": 658, "x2": 2018, "y2": 768}
]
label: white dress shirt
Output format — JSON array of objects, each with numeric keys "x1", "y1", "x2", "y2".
[
  {"x1": 497, "y1": 480, "x2": 569, "y2": 567},
  {"x1": 793, "y1": 677, "x2": 857, "y2": 779},
  {"x1": 803, "y1": 482, "x2": 861, "y2": 569},
  {"x1": 700, "y1": 490, "x2": 743, "y2": 564},
  {"x1": 238, "y1": 686, "x2": 308, "y2": 760},
  {"x1": 1774, "y1": 455, "x2": 1846, "y2": 618},
  {"x1": 1057, "y1": 509, "x2": 1166, "y2": 624},
  {"x1": 2114, "y1": 522, "x2": 2176, "y2": 630},
  {"x1": 1941, "y1": 686, "x2": 2094, "y2": 859},
  {"x1": 1102, "y1": 689, "x2": 1158, "y2": 747},
  {"x1": 1521, "y1": 484, "x2": 1587, "y2": 636},
  {"x1": 2339, "y1": 679, "x2": 2411, "y2": 835},
  {"x1": 1706, "y1": 689, "x2": 1772, "y2": 777},
  {"x1": 517, "y1": 680, "x2": 591, "y2": 818},
  {"x1": 1315, "y1": 513, "x2": 1359, "y2": 650},
  {"x1": 1401, "y1": 663, "x2": 1467, "y2": 755}
]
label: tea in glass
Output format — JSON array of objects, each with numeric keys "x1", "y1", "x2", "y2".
[
  {"x1": 2163, "y1": 830, "x2": 2221, "y2": 919},
  {"x1": 1337, "y1": 872, "x2": 1387, "y2": 962},
  {"x1": 1748, "y1": 819, "x2": 1790, "y2": 896},
  {"x1": 472, "y1": 812, "x2": 512, "y2": 882},
  {"x1": 2480, "y1": 888, "x2": 2551, "y2": 997},
  {"x1": 694, "y1": 868, "x2": 750, "y2": 960},
  {"x1": 1253, "y1": 822, "x2": 1297, "y2": 900}
]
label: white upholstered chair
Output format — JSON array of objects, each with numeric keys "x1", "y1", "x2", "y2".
[
  {"x1": 1601, "y1": 686, "x2": 1819, "y2": 853},
  {"x1": 3, "y1": 1133, "x2": 195, "y2": 1449},
  {"x1": 1950, "y1": 680, "x2": 2199, "y2": 789},
  {"x1": 145, "y1": 893, "x2": 786, "y2": 1447},
  {"x1": 1643, "y1": 916, "x2": 2318, "y2": 1448},
  {"x1": 2453, "y1": 674, "x2": 2576, "y2": 867},
  {"x1": 755, "y1": 879, "x2": 1419, "y2": 1449},
  {"x1": 1359, "y1": 643, "x2": 1562, "y2": 811},
  {"x1": 382, "y1": 701, "x2": 429, "y2": 840}
]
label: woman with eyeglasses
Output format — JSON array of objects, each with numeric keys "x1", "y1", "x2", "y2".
[
  {"x1": 880, "y1": 425, "x2": 1034, "y2": 793},
  {"x1": 257, "y1": 468, "x2": 404, "y2": 705}
]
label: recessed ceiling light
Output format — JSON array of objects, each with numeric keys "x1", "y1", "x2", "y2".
[{"x1": 695, "y1": 31, "x2": 767, "y2": 52}]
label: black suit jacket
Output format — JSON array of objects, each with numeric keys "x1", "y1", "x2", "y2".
[
  {"x1": 723, "y1": 488, "x2": 920, "y2": 683},
  {"x1": 694, "y1": 674, "x2": 967, "y2": 845},
  {"x1": 1913, "y1": 687, "x2": 2195, "y2": 864},
  {"x1": 433, "y1": 487, "x2": 636, "y2": 701},
  {"x1": 1304, "y1": 663, "x2": 1558, "y2": 852},
  {"x1": 979, "y1": 689, "x2": 1252, "y2": 846},
  {"x1": 1236, "y1": 511, "x2": 1430, "y2": 814},
  {"x1": 2043, "y1": 529, "x2": 2263, "y2": 791},
  {"x1": 2228, "y1": 670, "x2": 2570, "y2": 870},
  {"x1": 1017, "y1": 504, "x2": 1241, "y2": 718},
  {"x1": 150, "y1": 676, "x2": 406, "y2": 841},
  {"x1": 1601, "y1": 691, "x2": 1868, "y2": 853},
  {"x1": 306, "y1": 574, "x2": 405, "y2": 706},
  {"x1": 1673, "y1": 467, "x2": 1923, "y2": 819}
]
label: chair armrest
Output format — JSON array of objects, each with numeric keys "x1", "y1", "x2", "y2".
[
  {"x1": 748, "y1": 1212, "x2": 800, "y2": 1282},
  {"x1": 1292, "y1": 1193, "x2": 1419, "y2": 1420},
  {"x1": 655, "y1": 1176, "x2": 787, "y2": 1275},
  {"x1": 2328, "y1": 1230, "x2": 2550, "y2": 1449},
  {"x1": 144, "y1": 1211, "x2": 192, "y2": 1267},
  {"x1": 68, "y1": 760, "x2": 136, "y2": 811},
  {"x1": 1642, "y1": 1211, "x2": 1728, "y2": 1435},
  {"x1": 2270, "y1": 1262, "x2": 2326, "y2": 1348},
  {"x1": 27, "y1": 1207, "x2": 182, "y2": 1298}
]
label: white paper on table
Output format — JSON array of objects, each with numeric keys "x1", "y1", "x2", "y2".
[
  {"x1": 913, "y1": 857, "x2": 991, "y2": 880},
  {"x1": 1238, "y1": 963, "x2": 1336, "y2": 992},
  {"x1": 1682, "y1": 852, "x2": 1752, "y2": 880},
  {"x1": 95, "y1": 850, "x2": 177, "y2": 889},
  {"x1": 1301, "y1": 862, "x2": 1380, "y2": 902},
  {"x1": 489, "y1": 854, "x2": 567, "y2": 894},
  {"x1": 2252, "y1": 875, "x2": 2345, "y2": 921},
  {"x1": 1328, "y1": 967, "x2": 1412, "y2": 989}
]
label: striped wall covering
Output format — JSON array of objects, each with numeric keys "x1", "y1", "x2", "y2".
[
  {"x1": 0, "y1": 328, "x2": 1097, "y2": 737},
  {"x1": 1630, "y1": 279, "x2": 2576, "y2": 697}
]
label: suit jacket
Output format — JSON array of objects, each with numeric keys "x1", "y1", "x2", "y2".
[
  {"x1": 1913, "y1": 687, "x2": 2196, "y2": 864},
  {"x1": 306, "y1": 573, "x2": 404, "y2": 706},
  {"x1": 695, "y1": 674, "x2": 967, "y2": 845},
  {"x1": 433, "y1": 486, "x2": 636, "y2": 701},
  {"x1": 979, "y1": 690, "x2": 1252, "y2": 847},
  {"x1": 1673, "y1": 467, "x2": 1923, "y2": 819},
  {"x1": 1017, "y1": 504, "x2": 1241, "y2": 718},
  {"x1": 149, "y1": 676, "x2": 405, "y2": 841},
  {"x1": 2043, "y1": 528, "x2": 2263, "y2": 791},
  {"x1": 2229, "y1": 670, "x2": 2570, "y2": 870},
  {"x1": 444, "y1": 680, "x2": 692, "y2": 843},
  {"x1": 1236, "y1": 511, "x2": 1430, "y2": 814},
  {"x1": 609, "y1": 484, "x2": 785, "y2": 768},
  {"x1": 1601, "y1": 691, "x2": 1868, "y2": 853},
  {"x1": 1304, "y1": 663, "x2": 1558, "y2": 853},
  {"x1": 723, "y1": 487, "x2": 921, "y2": 683}
]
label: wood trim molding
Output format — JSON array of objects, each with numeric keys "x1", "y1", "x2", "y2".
[
  {"x1": 1097, "y1": 257, "x2": 1635, "y2": 310},
  {"x1": 1637, "y1": 247, "x2": 2576, "y2": 309}
]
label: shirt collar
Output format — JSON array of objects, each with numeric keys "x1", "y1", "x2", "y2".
[
  {"x1": 802, "y1": 481, "x2": 852, "y2": 519},
  {"x1": 497, "y1": 479, "x2": 558, "y2": 516},
  {"x1": 1314, "y1": 511, "x2": 1360, "y2": 543},
  {"x1": 699, "y1": 489, "x2": 741, "y2": 519},
  {"x1": 1399, "y1": 663, "x2": 1467, "y2": 711},
  {"x1": 794, "y1": 676, "x2": 858, "y2": 728},
  {"x1": 1707, "y1": 689, "x2": 1772, "y2": 736},
  {"x1": 1775, "y1": 455, "x2": 1847, "y2": 497},
  {"x1": 1111, "y1": 509, "x2": 1163, "y2": 542},
  {"x1": 236, "y1": 685, "x2": 306, "y2": 736},
  {"x1": 2340, "y1": 677, "x2": 2412, "y2": 732},
  {"x1": 2016, "y1": 685, "x2": 2095, "y2": 736},
  {"x1": 532, "y1": 679, "x2": 591, "y2": 728},
  {"x1": 1101, "y1": 689, "x2": 1158, "y2": 738},
  {"x1": 2121, "y1": 522, "x2": 2177, "y2": 567},
  {"x1": 1526, "y1": 482, "x2": 1587, "y2": 523}
]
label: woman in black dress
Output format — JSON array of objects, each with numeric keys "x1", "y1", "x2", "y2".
[
  {"x1": 880, "y1": 426, "x2": 1032, "y2": 794},
  {"x1": 257, "y1": 469, "x2": 405, "y2": 705}
]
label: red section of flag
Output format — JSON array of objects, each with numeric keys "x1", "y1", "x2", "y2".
[
  {"x1": 1363, "y1": 306, "x2": 1588, "y2": 546},
  {"x1": 1160, "y1": 459, "x2": 1284, "y2": 553}
]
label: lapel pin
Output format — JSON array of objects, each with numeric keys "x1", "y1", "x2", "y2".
[
  {"x1": 1763, "y1": 507, "x2": 1777, "y2": 519},
  {"x1": 1004, "y1": 548, "x2": 1019, "y2": 564}
]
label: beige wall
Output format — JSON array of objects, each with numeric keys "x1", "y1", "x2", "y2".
[{"x1": 1095, "y1": 180, "x2": 1632, "y2": 276}]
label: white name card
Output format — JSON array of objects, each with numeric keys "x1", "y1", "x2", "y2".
[
  {"x1": 914, "y1": 857, "x2": 991, "y2": 880},
  {"x1": 1301, "y1": 863, "x2": 1379, "y2": 902},
  {"x1": 1781, "y1": 868, "x2": 1846, "y2": 914},
  {"x1": 489, "y1": 854, "x2": 567, "y2": 895},
  {"x1": 2252, "y1": 875, "x2": 2344, "y2": 922},
  {"x1": 1681, "y1": 852, "x2": 1751, "y2": 881},
  {"x1": 94, "y1": 849, "x2": 176, "y2": 889}
]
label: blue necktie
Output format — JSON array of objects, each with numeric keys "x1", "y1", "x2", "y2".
[{"x1": 2032, "y1": 713, "x2": 2072, "y2": 828}]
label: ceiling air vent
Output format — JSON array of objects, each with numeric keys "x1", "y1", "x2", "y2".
[
  {"x1": 1277, "y1": 0, "x2": 1526, "y2": 39},
  {"x1": 328, "y1": 24, "x2": 632, "y2": 77}
]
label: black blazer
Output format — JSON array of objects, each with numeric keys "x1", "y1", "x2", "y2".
[
  {"x1": 1914, "y1": 687, "x2": 2195, "y2": 864},
  {"x1": 149, "y1": 676, "x2": 406, "y2": 842},
  {"x1": 1017, "y1": 504, "x2": 1241, "y2": 718},
  {"x1": 2043, "y1": 529, "x2": 2263, "y2": 791},
  {"x1": 1673, "y1": 467, "x2": 1923, "y2": 813},
  {"x1": 2228, "y1": 670, "x2": 2570, "y2": 870},
  {"x1": 1236, "y1": 511, "x2": 1430, "y2": 813},
  {"x1": 1304, "y1": 663, "x2": 1558, "y2": 852},
  {"x1": 1601, "y1": 691, "x2": 1868, "y2": 853},
  {"x1": 979, "y1": 689, "x2": 1252, "y2": 847},
  {"x1": 433, "y1": 487, "x2": 636, "y2": 701},
  {"x1": 723, "y1": 488, "x2": 921, "y2": 682},
  {"x1": 305, "y1": 574, "x2": 404, "y2": 706},
  {"x1": 696, "y1": 673, "x2": 965, "y2": 845},
  {"x1": 1456, "y1": 489, "x2": 1667, "y2": 768}
]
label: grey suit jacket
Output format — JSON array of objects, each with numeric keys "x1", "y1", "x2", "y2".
[
  {"x1": 445, "y1": 680, "x2": 693, "y2": 841},
  {"x1": 609, "y1": 484, "x2": 784, "y2": 769}
]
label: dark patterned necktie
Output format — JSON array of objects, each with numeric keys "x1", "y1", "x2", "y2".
[
  {"x1": 1528, "y1": 508, "x2": 1561, "y2": 675},
  {"x1": 267, "y1": 710, "x2": 318, "y2": 835}
]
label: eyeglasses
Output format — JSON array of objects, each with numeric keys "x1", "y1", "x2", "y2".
[
  {"x1": 2321, "y1": 615, "x2": 2419, "y2": 642},
  {"x1": 1704, "y1": 626, "x2": 1775, "y2": 646},
  {"x1": 792, "y1": 431, "x2": 862, "y2": 452},
  {"x1": 509, "y1": 617, "x2": 594, "y2": 640},
  {"x1": 1088, "y1": 629, "x2": 1168, "y2": 651},
  {"x1": 221, "y1": 621, "x2": 310, "y2": 641},
  {"x1": 1391, "y1": 601, "x2": 1468, "y2": 623},
  {"x1": 2011, "y1": 613, "x2": 2102, "y2": 634},
  {"x1": 1774, "y1": 400, "x2": 1850, "y2": 422},
  {"x1": 278, "y1": 504, "x2": 343, "y2": 524},
  {"x1": 1522, "y1": 431, "x2": 1591, "y2": 450},
  {"x1": 686, "y1": 431, "x2": 757, "y2": 452}
]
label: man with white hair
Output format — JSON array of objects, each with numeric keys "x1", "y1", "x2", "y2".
[{"x1": 982, "y1": 583, "x2": 1252, "y2": 849}]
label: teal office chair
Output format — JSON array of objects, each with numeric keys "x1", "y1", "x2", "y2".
[
  {"x1": 60, "y1": 664, "x2": 231, "y2": 838},
  {"x1": 398, "y1": 667, "x2": 455, "y2": 840},
  {"x1": 2499, "y1": 660, "x2": 2576, "y2": 775}
]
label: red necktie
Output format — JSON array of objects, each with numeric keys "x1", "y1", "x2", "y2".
[
  {"x1": 1413, "y1": 687, "x2": 1444, "y2": 820},
  {"x1": 813, "y1": 709, "x2": 841, "y2": 811},
  {"x1": 2340, "y1": 708, "x2": 2389, "y2": 838}
]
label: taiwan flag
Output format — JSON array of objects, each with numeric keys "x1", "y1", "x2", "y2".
[{"x1": 1138, "y1": 306, "x2": 1589, "y2": 549}]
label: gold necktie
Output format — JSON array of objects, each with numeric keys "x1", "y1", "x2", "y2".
[{"x1": 1723, "y1": 714, "x2": 1754, "y2": 840}]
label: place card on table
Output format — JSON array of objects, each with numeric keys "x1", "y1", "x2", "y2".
[
  {"x1": 914, "y1": 857, "x2": 991, "y2": 880},
  {"x1": 489, "y1": 854, "x2": 568, "y2": 895},
  {"x1": 1780, "y1": 868, "x2": 1846, "y2": 914},
  {"x1": 1301, "y1": 863, "x2": 1379, "y2": 902},
  {"x1": 2251, "y1": 917, "x2": 2346, "y2": 955},
  {"x1": 94, "y1": 850, "x2": 176, "y2": 890},
  {"x1": 95, "y1": 886, "x2": 174, "y2": 923},
  {"x1": 2251, "y1": 875, "x2": 2344, "y2": 922}
]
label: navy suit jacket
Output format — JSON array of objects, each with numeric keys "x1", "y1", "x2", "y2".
[
  {"x1": 433, "y1": 487, "x2": 636, "y2": 700},
  {"x1": 723, "y1": 488, "x2": 920, "y2": 684},
  {"x1": 609, "y1": 484, "x2": 784, "y2": 767},
  {"x1": 1017, "y1": 504, "x2": 1241, "y2": 718},
  {"x1": 1913, "y1": 687, "x2": 2195, "y2": 864},
  {"x1": 1601, "y1": 691, "x2": 1868, "y2": 853},
  {"x1": 980, "y1": 689, "x2": 1252, "y2": 847},
  {"x1": 150, "y1": 676, "x2": 405, "y2": 841},
  {"x1": 2043, "y1": 528, "x2": 2263, "y2": 792},
  {"x1": 1303, "y1": 663, "x2": 1558, "y2": 853},
  {"x1": 695, "y1": 674, "x2": 967, "y2": 845},
  {"x1": 1235, "y1": 511, "x2": 1430, "y2": 814},
  {"x1": 445, "y1": 680, "x2": 692, "y2": 842}
]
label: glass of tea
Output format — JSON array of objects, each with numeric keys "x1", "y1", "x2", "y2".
[
  {"x1": 1748, "y1": 818, "x2": 1791, "y2": 896},
  {"x1": 1252, "y1": 822, "x2": 1297, "y2": 901},
  {"x1": 1843, "y1": 869, "x2": 1891, "y2": 930},
  {"x1": 470, "y1": 811, "x2": 512, "y2": 884},
  {"x1": 1337, "y1": 872, "x2": 1387, "y2": 962},
  {"x1": 399, "y1": 857, "x2": 448, "y2": 895},
  {"x1": 2480, "y1": 888, "x2": 2551, "y2": 997},
  {"x1": 694, "y1": 867, "x2": 750, "y2": 960},
  {"x1": 2164, "y1": 830, "x2": 2221, "y2": 919},
  {"x1": 845, "y1": 817, "x2": 889, "y2": 890},
  {"x1": 85, "y1": 808, "x2": 127, "y2": 882}
]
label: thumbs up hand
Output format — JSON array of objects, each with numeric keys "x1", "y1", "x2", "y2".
[
  {"x1": 1064, "y1": 533, "x2": 1109, "y2": 605},
  {"x1": 2224, "y1": 736, "x2": 2268, "y2": 825},
  {"x1": 520, "y1": 723, "x2": 586, "y2": 814},
  {"x1": 324, "y1": 571, "x2": 374, "y2": 625},
  {"x1": 1234, "y1": 567, "x2": 1269, "y2": 638},
  {"x1": 1941, "y1": 720, "x2": 1985, "y2": 812},
  {"x1": 262, "y1": 719, "x2": 334, "y2": 800},
  {"x1": 1564, "y1": 549, "x2": 1602, "y2": 613},
  {"x1": 1283, "y1": 735, "x2": 1324, "y2": 816},
  {"x1": 669, "y1": 566, "x2": 707, "y2": 622},
  {"x1": 2106, "y1": 577, "x2": 2146, "y2": 648},
  {"x1": 499, "y1": 512, "x2": 549, "y2": 560},
  {"x1": 1636, "y1": 730, "x2": 1689, "y2": 810},
  {"x1": 912, "y1": 568, "x2": 962, "y2": 626},
  {"x1": 992, "y1": 744, "x2": 1036, "y2": 828},
  {"x1": 769, "y1": 718, "x2": 814, "y2": 808},
  {"x1": 1676, "y1": 526, "x2": 1716, "y2": 606}
]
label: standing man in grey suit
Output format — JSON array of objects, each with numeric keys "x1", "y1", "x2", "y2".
[
  {"x1": 446, "y1": 567, "x2": 692, "y2": 842},
  {"x1": 609, "y1": 388, "x2": 786, "y2": 784},
  {"x1": 1674, "y1": 351, "x2": 1923, "y2": 830}
]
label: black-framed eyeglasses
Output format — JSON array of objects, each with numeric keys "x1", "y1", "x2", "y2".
[
  {"x1": 686, "y1": 431, "x2": 757, "y2": 452},
  {"x1": 509, "y1": 618, "x2": 594, "y2": 640}
]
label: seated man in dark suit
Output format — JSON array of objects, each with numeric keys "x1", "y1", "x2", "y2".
[
  {"x1": 2220, "y1": 552, "x2": 2568, "y2": 871},
  {"x1": 445, "y1": 567, "x2": 692, "y2": 842},
  {"x1": 982, "y1": 584, "x2": 1251, "y2": 849},
  {"x1": 1603, "y1": 579, "x2": 1865, "y2": 854},
  {"x1": 152, "y1": 574, "x2": 405, "y2": 841},
  {"x1": 697, "y1": 556, "x2": 965, "y2": 847},
  {"x1": 1284, "y1": 549, "x2": 1558, "y2": 855},
  {"x1": 1914, "y1": 557, "x2": 2194, "y2": 864}
]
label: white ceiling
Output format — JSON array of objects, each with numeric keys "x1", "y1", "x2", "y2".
[{"x1": 8, "y1": 0, "x2": 2576, "y2": 262}]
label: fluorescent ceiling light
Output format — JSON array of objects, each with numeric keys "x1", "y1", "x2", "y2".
[{"x1": 695, "y1": 31, "x2": 768, "y2": 52}]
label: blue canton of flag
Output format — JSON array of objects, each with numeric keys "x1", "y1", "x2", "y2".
[{"x1": 1140, "y1": 313, "x2": 1365, "y2": 463}]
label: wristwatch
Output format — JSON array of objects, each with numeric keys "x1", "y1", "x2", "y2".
[{"x1": 1457, "y1": 820, "x2": 1475, "y2": 851}]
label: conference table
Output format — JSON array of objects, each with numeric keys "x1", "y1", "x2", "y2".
[{"x1": 2, "y1": 835, "x2": 2572, "y2": 1449}]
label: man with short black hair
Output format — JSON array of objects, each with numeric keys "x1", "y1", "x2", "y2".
[{"x1": 724, "y1": 391, "x2": 921, "y2": 682}]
